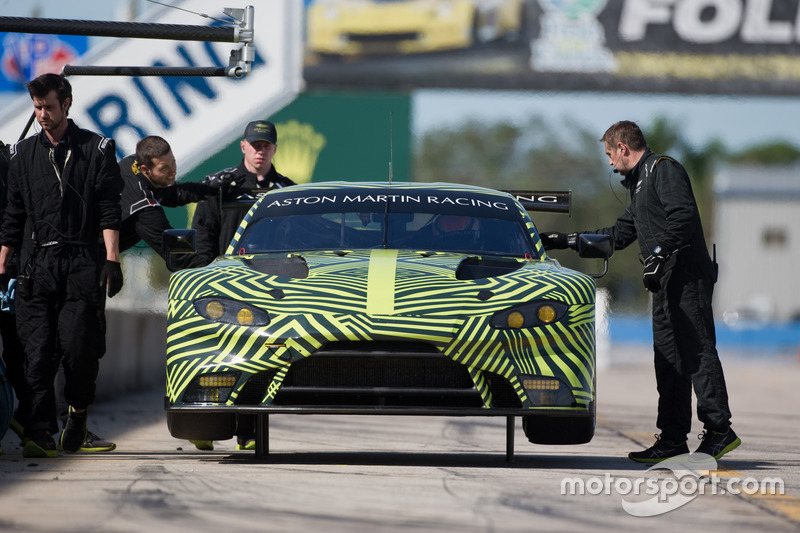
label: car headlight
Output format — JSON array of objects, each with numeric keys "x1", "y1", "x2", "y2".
[
  {"x1": 490, "y1": 300, "x2": 568, "y2": 329},
  {"x1": 194, "y1": 297, "x2": 269, "y2": 327}
]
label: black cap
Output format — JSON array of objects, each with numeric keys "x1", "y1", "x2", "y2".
[{"x1": 243, "y1": 120, "x2": 277, "y2": 144}]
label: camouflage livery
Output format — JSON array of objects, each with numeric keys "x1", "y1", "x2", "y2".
[{"x1": 165, "y1": 182, "x2": 603, "y2": 447}]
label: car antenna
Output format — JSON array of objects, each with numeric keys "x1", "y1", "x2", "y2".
[
  {"x1": 388, "y1": 111, "x2": 393, "y2": 184},
  {"x1": 383, "y1": 111, "x2": 393, "y2": 249}
]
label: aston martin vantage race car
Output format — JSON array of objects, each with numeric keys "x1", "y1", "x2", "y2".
[{"x1": 163, "y1": 181, "x2": 612, "y2": 457}]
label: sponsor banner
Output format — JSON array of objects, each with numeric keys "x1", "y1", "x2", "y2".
[
  {"x1": 0, "y1": 33, "x2": 87, "y2": 92},
  {"x1": 302, "y1": 0, "x2": 800, "y2": 95},
  {"x1": 257, "y1": 189, "x2": 517, "y2": 218},
  {"x1": 0, "y1": 0, "x2": 304, "y2": 174}
]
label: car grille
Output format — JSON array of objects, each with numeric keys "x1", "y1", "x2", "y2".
[{"x1": 234, "y1": 341, "x2": 521, "y2": 409}]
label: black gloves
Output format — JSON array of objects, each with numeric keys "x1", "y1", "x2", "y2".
[
  {"x1": 540, "y1": 231, "x2": 578, "y2": 250},
  {"x1": 100, "y1": 260, "x2": 124, "y2": 298},
  {"x1": 0, "y1": 272, "x2": 8, "y2": 294},
  {"x1": 642, "y1": 253, "x2": 672, "y2": 292},
  {"x1": 201, "y1": 171, "x2": 237, "y2": 190}
]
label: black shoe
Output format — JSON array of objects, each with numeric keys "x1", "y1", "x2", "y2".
[
  {"x1": 693, "y1": 428, "x2": 741, "y2": 460},
  {"x1": 80, "y1": 431, "x2": 116, "y2": 452},
  {"x1": 628, "y1": 434, "x2": 689, "y2": 463},
  {"x1": 23, "y1": 431, "x2": 59, "y2": 458},
  {"x1": 60, "y1": 407, "x2": 88, "y2": 453}
]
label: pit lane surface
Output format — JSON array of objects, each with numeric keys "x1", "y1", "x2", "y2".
[{"x1": 1, "y1": 351, "x2": 798, "y2": 532}]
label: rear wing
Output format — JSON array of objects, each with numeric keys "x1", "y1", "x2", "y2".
[{"x1": 505, "y1": 190, "x2": 571, "y2": 216}]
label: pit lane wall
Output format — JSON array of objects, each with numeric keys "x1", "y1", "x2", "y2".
[{"x1": 99, "y1": 309, "x2": 167, "y2": 398}]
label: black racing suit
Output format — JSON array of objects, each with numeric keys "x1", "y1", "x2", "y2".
[
  {"x1": 118, "y1": 154, "x2": 218, "y2": 270},
  {"x1": 190, "y1": 162, "x2": 294, "y2": 264},
  {"x1": 0, "y1": 141, "x2": 26, "y2": 429},
  {"x1": 586, "y1": 149, "x2": 731, "y2": 443},
  {"x1": 0, "y1": 121, "x2": 123, "y2": 437}
]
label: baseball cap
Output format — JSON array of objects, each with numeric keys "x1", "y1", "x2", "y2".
[{"x1": 243, "y1": 120, "x2": 277, "y2": 144}]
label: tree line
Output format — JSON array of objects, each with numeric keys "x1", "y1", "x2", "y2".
[{"x1": 413, "y1": 115, "x2": 800, "y2": 313}]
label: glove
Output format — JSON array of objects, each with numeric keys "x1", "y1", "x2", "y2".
[
  {"x1": 100, "y1": 260, "x2": 124, "y2": 298},
  {"x1": 539, "y1": 231, "x2": 578, "y2": 250},
  {"x1": 201, "y1": 171, "x2": 237, "y2": 190},
  {"x1": 642, "y1": 254, "x2": 669, "y2": 292},
  {"x1": 0, "y1": 272, "x2": 8, "y2": 293}
]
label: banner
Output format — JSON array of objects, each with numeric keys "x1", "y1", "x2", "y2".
[
  {"x1": 0, "y1": 33, "x2": 87, "y2": 92},
  {"x1": 302, "y1": 0, "x2": 800, "y2": 95},
  {"x1": 0, "y1": 0, "x2": 304, "y2": 175}
]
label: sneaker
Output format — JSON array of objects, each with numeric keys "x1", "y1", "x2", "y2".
[
  {"x1": 23, "y1": 432, "x2": 59, "y2": 458},
  {"x1": 190, "y1": 440, "x2": 214, "y2": 451},
  {"x1": 80, "y1": 431, "x2": 116, "y2": 452},
  {"x1": 628, "y1": 434, "x2": 689, "y2": 463},
  {"x1": 60, "y1": 407, "x2": 88, "y2": 453},
  {"x1": 235, "y1": 436, "x2": 255, "y2": 451},
  {"x1": 10, "y1": 416, "x2": 24, "y2": 439},
  {"x1": 693, "y1": 428, "x2": 741, "y2": 460}
]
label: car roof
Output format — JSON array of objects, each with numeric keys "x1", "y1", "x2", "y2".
[{"x1": 268, "y1": 181, "x2": 509, "y2": 196}]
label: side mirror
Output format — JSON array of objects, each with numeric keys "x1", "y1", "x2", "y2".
[
  {"x1": 163, "y1": 229, "x2": 197, "y2": 271},
  {"x1": 576, "y1": 234, "x2": 614, "y2": 278}
]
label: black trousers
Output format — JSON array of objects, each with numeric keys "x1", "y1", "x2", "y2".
[
  {"x1": 15, "y1": 249, "x2": 106, "y2": 437},
  {"x1": 0, "y1": 309, "x2": 27, "y2": 426},
  {"x1": 651, "y1": 259, "x2": 732, "y2": 443}
]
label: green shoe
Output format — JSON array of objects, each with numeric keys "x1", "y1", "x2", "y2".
[
  {"x1": 10, "y1": 417, "x2": 24, "y2": 439},
  {"x1": 23, "y1": 433, "x2": 59, "y2": 458},
  {"x1": 190, "y1": 440, "x2": 214, "y2": 451},
  {"x1": 235, "y1": 437, "x2": 255, "y2": 451}
]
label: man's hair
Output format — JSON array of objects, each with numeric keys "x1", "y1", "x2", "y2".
[
  {"x1": 26, "y1": 73, "x2": 72, "y2": 108},
  {"x1": 136, "y1": 136, "x2": 172, "y2": 168},
  {"x1": 600, "y1": 120, "x2": 647, "y2": 151}
]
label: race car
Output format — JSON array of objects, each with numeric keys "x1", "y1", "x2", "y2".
[
  {"x1": 163, "y1": 182, "x2": 612, "y2": 456},
  {"x1": 306, "y1": 0, "x2": 528, "y2": 56}
]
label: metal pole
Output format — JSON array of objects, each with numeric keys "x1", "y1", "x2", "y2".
[
  {"x1": 0, "y1": 16, "x2": 238, "y2": 42},
  {"x1": 506, "y1": 416, "x2": 515, "y2": 462}
]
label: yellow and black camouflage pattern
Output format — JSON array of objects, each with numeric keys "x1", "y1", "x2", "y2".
[{"x1": 166, "y1": 182, "x2": 598, "y2": 418}]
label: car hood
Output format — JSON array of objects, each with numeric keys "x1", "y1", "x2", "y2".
[{"x1": 169, "y1": 250, "x2": 596, "y2": 315}]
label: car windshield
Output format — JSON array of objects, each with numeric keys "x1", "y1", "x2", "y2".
[{"x1": 234, "y1": 210, "x2": 535, "y2": 257}]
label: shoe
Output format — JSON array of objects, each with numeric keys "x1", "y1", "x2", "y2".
[
  {"x1": 10, "y1": 416, "x2": 24, "y2": 439},
  {"x1": 60, "y1": 407, "x2": 88, "y2": 453},
  {"x1": 80, "y1": 431, "x2": 116, "y2": 452},
  {"x1": 693, "y1": 428, "x2": 741, "y2": 460},
  {"x1": 628, "y1": 434, "x2": 689, "y2": 463},
  {"x1": 23, "y1": 432, "x2": 59, "y2": 458},
  {"x1": 190, "y1": 440, "x2": 214, "y2": 451},
  {"x1": 235, "y1": 436, "x2": 255, "y2": 451}
]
